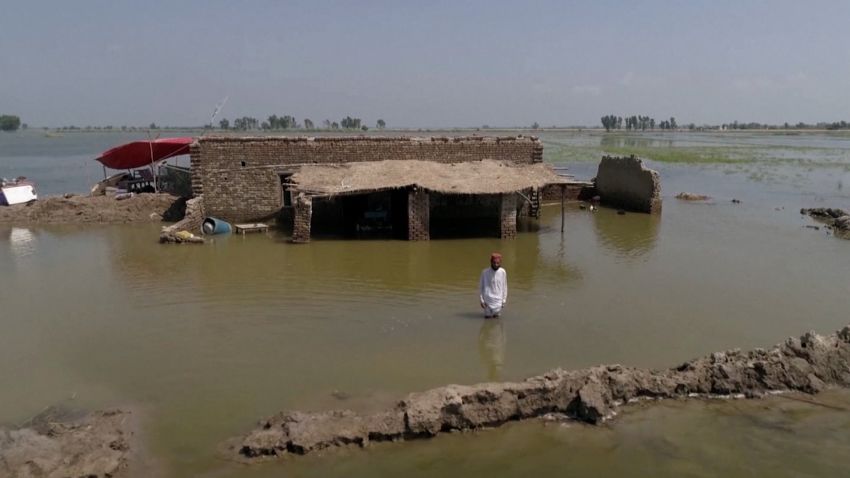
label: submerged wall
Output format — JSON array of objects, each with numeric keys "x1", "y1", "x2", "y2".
[
  {"x1": 191, "y1": 136, "x2": 543, "y2": 223},
  {"x1": 595, "y1": 155, "x2": 661, "y2": 213}
]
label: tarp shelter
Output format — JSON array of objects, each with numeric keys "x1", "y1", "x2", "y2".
[{"x1": 94, "y1": 137, "x2": 193, "y2": 170}]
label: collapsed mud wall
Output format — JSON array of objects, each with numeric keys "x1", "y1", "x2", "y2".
[
  {"x1": 595, "y1": 155, "x2": 661, "y2": 213},
  {"x1": 232, "y1": 325, "x2": 850, "y2": 462},
  {"x1": 159, "y1": 195, "x2": 205, "y2": 243}
]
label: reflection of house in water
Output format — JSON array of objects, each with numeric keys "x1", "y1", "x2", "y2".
[{"x1": 190, "y1": 136, "x2": 582, "y2": 242}]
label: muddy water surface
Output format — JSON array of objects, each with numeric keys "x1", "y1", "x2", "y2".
[{"x1": 1, "y1": 131, "x2": 849, "y2": 476}]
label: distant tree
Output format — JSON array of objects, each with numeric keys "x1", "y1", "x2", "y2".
[
  {"x1": 670, "y1": 117, "x2": 677, "y2": 130},
  {"x1": 21, "y1": 123, "x2": 28, "y2": 130},
  {"x1": 600, "y1": 114, "x2": 618, "y2": 132},
  {"x1": 303, "y1": 118, "x2": 314, "y2": 129},
  {"x1": 322, "y1": 119, "x2": 331, "y2": 129},
  {"x1": 149, "y1": 122, "x2": 158, "y2": 130},
  {"x1": 482, "y1": 124, "x2": 490, "y2": 129},
  {"x1": 649, "y1": 118, "x2": 655, "y2": 130},
  {"x1": 531, "y1": 121, "x2": 539, "y2": 130},
  {"x1": 376, "y1": 118, "x2": 386, "y2": 129},
  {"x1": 361, "y1": 125, "x2": 369, "y2": 131},
  {"x1": 219, "y1": 118, "x2": 230, "y2": 129},
  {"x1": 340, "y1": 116, "x2": 362, "y2": 129},
  {"x1": 331, "y1": 121, "x2": 339, "y2": 129},
  {"x1": 0, "y1": 115, "x2": 22, "y2": 131},
  {"x1": 261, "y1": 121, "x2": 270, "y2": 130}
]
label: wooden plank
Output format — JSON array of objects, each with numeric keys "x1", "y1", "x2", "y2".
[{"x1": 234, "y1": 223, "x2": 270, "y2": 235}]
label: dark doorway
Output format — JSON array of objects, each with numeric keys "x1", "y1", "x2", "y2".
[
  {"x1": 312, "y1": 190, "x2": 408, "y2": 239},
  {"x1": 429, "y1": 193, "x2": 501, "y2": 238}
]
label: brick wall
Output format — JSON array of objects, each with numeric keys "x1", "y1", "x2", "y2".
[
  {"x1": 500, "y1": 193, "x2": 517, "y2": 239},
  {"x1": 194, "y1": 136, "x2": 541, "y2": 222},
  {"x1": 291, "y1": 194, "x2": 312, "y2": 243},
  {"x1": 407, "y1": 189, "x2": 430, "y2": 241}
]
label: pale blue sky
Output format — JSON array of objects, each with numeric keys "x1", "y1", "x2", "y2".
[{"x1": 2, "y1": 0, "x2": 848, "y2": 128}]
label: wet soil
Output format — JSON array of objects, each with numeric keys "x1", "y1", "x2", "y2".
[{"x1": 0, "y1": 193, "x2": 184, "y2": 225}]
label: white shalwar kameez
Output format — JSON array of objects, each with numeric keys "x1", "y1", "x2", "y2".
[{"x1": 479, "y1": 267, "x2": 508, "y2": 317}]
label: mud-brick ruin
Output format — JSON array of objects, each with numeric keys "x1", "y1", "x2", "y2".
[
  {"x1": 183, "y1": 136, "x2": 663, "y2": 242},
  {"x1": 188, "y1": 136, "x2": 580, "y2": 241}
]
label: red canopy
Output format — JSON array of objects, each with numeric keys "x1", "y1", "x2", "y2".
[{"x1": 94, "y1": 137, "x2": 193, "y2": 170}]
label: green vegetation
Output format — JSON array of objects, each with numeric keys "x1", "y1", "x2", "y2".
[
  {"x1": 0, "y1": 114, "x2": 22, "y2": 131},
  {"x1": 601, "y1": 146, "x2": 744, "y2": 164},
  {"x1": 212, "y1": 114, "x2": 382, "y2": 131}
]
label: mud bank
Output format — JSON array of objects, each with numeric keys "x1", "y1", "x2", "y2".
[
  {"x1": 802, "y1": 207, "x2": 850, "y2": 236},
  {"x1": 231, "y1": 325, "x2": 850, "y2": 462},
  {"x1": 0, "y1": 407, "x2": 134, "y2": 477},
  {"x1": 0, "y1": 193, "x2": 184, "y2": 225}
]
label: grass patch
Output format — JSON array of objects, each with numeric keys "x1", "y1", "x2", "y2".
[{"x1": 600, "y1": 146, "x2": 750, "y2": 164}]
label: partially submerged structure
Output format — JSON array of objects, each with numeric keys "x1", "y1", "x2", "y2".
[{"x1": 189, "y1": 136, "x2": 578, "y2": 241}]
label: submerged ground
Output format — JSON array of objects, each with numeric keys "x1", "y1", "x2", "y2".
[{"x1": 1, "y1": 130, "x2": 849, "y2": 476}]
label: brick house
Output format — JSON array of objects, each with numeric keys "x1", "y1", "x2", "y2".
[{"x1": 188, "y1": 135, "x2": 573, "y2": 242}]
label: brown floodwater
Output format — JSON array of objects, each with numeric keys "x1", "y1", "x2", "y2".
[{"x1": 1, "y1": 131, "x2": 850, "y2": 476}]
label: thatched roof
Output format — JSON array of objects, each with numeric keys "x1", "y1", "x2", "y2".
[{"x1": 289, "y1": 159, "x2": 570, "y2": 196}]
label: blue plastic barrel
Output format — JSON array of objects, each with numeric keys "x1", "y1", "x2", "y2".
[{"x1": 202, "y1": 217, "x2": 233, "y2": 235}]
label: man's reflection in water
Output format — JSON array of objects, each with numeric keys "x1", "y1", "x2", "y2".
[{"x1": 478, "y1": 319, "x2": 506, "y2": 381}]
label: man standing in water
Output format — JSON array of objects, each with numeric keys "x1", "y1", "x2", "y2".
[{"x1": 479, "y1": 252, "x2": 508, "y2": 318}]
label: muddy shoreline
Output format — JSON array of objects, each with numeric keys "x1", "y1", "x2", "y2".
[
  {"x1": 0, "y1": 407, "x2": 136, "y2": 478},
  {"x1": 0, "y1": 193, "x2": 185, "y2": 225},
  {"x1": 2, "y1": 325, "x2": 848, "y2": 475},
  {"x1": 229, "y1": 325, "x2": 850, "y2": 463}
]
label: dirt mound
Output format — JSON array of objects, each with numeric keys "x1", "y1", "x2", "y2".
[
  {"x1": 0, "y1": 408, "x2": 133, "y2": 477},
  {"x1": 230, "y1": 325, "x2": 850, "y2": 463},
  {"x1": 0, "y1": 193, "x2": 182, "y2": 225},
  {"x1": 801, "y1": 207, "x2": 850, "y2": 237}
]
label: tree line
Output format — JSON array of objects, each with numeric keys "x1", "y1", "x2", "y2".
[
  {"x1": 0, "y1": 115, "x2": 23, "y2": 132},
  {"x1": 217, "y1": 114, "x2": 387, "y2": 131},
  {"x1": 601, "y1": 114, "x2": 677, "y2": 132}
]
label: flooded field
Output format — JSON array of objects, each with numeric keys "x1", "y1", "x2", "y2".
[{"x1": 1, "y1": 130, "x2": 849, "y2": 476}]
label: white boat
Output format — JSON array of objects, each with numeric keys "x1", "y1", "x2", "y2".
[{"x1": 1, "y1": 177, "x2": 38, "y2": 205}]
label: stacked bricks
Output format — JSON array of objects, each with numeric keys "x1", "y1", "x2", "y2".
[
  {"x1": 194, "y1": 136, "x2": 540, "y2": 223},
  {"x1": 291, "y1": 194, "x2": 312, "y2": 243},
  {"x1": 407, "y1": 189, "x2": 430, "y2": 241},
  {"x1": 532, "y1": 141, "x2": 544, "y2": 163},
  {"x1": 189, "y1": 143, "x2": 204, "y2": 197},
  {"x1": 500, "y1": 193, "x2": 517, "y2": 239}
]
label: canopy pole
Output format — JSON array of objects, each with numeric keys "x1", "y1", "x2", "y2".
[
  {"x1": 148, "y1": 132, "x2": 159, "y2": 193},
  {"x1": 560, "y1": 185, "x2": 565, "y2": 233}
]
